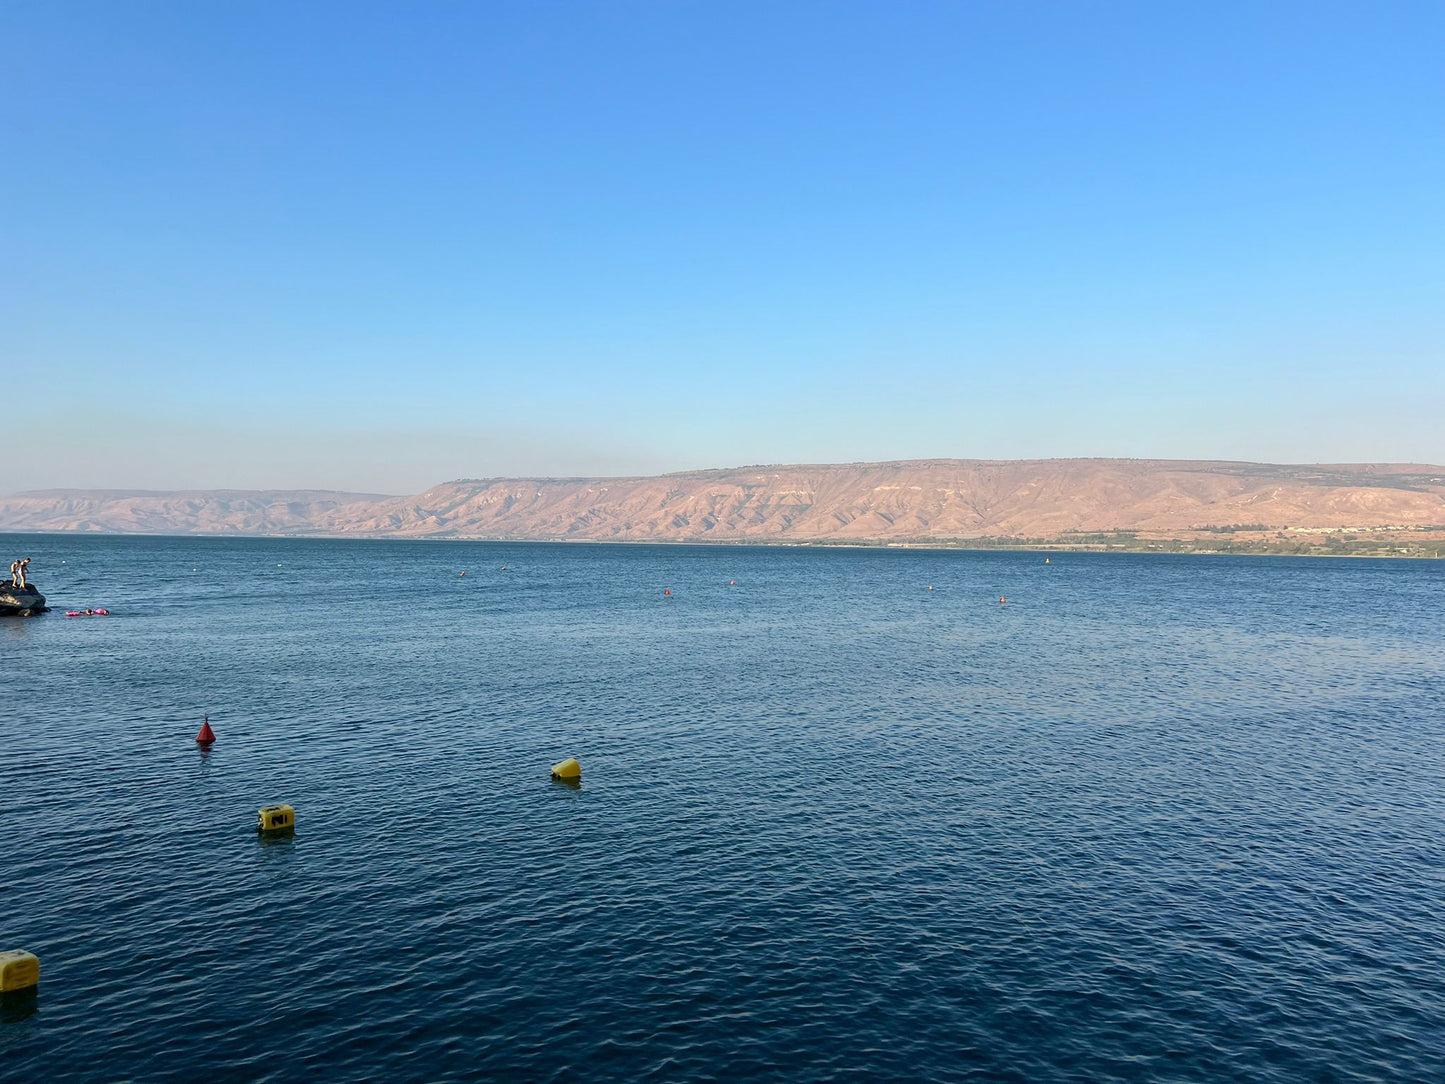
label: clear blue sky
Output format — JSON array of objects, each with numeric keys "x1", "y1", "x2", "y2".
[{"x1": 4, "y1": 1, "x2": 1442, "y2": 494}]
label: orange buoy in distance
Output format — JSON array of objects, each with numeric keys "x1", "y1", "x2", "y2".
[
  {"x1": 729, "y1": 580, "x2": 735, "y2": 586},
  {"x1": 664, "y1": 589, "x2": 671, "y2": 596},
  {"x1": 196, "y1": 716, "x2": 216, "y2": 746},
  {"x1": 999, "y1": 597, "x2": 1007, "y2": 605}
]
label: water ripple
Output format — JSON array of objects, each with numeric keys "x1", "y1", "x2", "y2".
[{"x1": 2, "y1": 540, "x2": 1443, "y2": 1081}]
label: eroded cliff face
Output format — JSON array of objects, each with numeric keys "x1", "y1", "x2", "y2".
[
  {"x1": 3, "y1": 461, "x2": 1444, "y2": 541},
  {"x1": 310, "y1": 461, "x2": 1445, "y2": 541}
]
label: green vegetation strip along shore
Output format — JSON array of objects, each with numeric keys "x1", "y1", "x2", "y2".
[{"x1": 793, "y1": 531, "x2": 1445, "y2": 558}]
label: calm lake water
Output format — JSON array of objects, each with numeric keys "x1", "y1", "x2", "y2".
[{"x1": 2, "y1": 535, "x2": 1443, "y2": 1082}]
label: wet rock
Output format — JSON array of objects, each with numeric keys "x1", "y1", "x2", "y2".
[{"x1": 0, "y1": 582, "x2": 47, "y2": 617}]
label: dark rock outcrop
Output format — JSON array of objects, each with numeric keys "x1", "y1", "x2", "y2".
[{"x1": 0, "y1": 582, "x2": 47, "y2": 617}]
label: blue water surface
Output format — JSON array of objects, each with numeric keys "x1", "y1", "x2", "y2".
[{"x1": 2, "y1": 536, "x2": 1443, "y2": 1082}]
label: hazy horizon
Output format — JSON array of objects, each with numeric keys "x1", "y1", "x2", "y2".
[{"x1": 6, "y1": 2, "x2": 1442, "y2": 493}]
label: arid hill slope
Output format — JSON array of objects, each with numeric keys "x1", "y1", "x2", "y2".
[{"x1": 4, "y1": 461, "x2": 1444, "y2": 540}]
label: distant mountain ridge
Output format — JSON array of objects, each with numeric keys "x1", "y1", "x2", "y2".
[
  {"x1": 0, "y1": 489, "x2": 389, "y2": 536},
  {"x1": 3, "y1": 460, "x2": 1444, "y2": 541}
]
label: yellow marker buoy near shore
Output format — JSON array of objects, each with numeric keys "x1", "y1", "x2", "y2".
[
  {"x1": 0, "y1": 951, "x2": 39, "y2": 993},
  {"x1": 258, "y1": 804, "x2": 296, "y2": 835},
  {"x1": 550, "y1": 758, "x2": 581, "y2": 781}
]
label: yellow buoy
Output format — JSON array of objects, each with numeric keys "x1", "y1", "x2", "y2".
[
  {"x1": 257, "y1": 804, "x2": 296, "y2": 834},
  {"x1": 550, "y1": 757, "x2": 581, "y2": 781},
  {"x1": 0, "y1": 951, "x2": 39, "y2": 993}
]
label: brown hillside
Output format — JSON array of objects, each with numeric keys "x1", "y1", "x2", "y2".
[
  {"x1": 321, "y1": 459, "x2": 1445, "y2": 540},
  {"x1": 4, "y1": 461, "x2": 1443, "y2": 541}
]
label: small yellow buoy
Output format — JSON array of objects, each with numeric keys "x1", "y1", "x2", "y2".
[
  {"x1": 0, "y1": 951, "x2": 39, "y2": 993},
  {"x1": 257, "y1": 804, "x2": 296, "y2": 834},
  {"x1": 550, "y1": 757, "x2": 581, "y2": 781},
  {"x1": 1044, "y1": 557, "x2": 1050, "y2": 564}
]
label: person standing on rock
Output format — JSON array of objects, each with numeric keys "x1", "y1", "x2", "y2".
[
  {"x1": 9, "y1": 559, "x2": 18, "y2": 587},
  {"x1": 16, "y1": 558, "x2": 30, "y2": 588}
]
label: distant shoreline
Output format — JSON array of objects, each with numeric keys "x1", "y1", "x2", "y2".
[
  {"x1": 5, "y1": 461, "x2": 1443, "y2": 547},
  {"x1": 2, "y1": 528, "x2": 1441, "y2": 559}
]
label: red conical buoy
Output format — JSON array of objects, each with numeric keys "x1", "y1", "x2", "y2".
[
  {"x1": 663, "y1": 589, "x2": 671, "y2": 597},
  {"x1": 196, "y1": 716, "x2": 216, "y2": 746}
]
